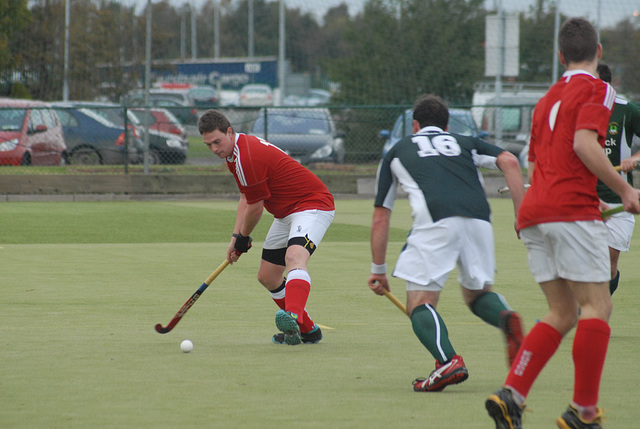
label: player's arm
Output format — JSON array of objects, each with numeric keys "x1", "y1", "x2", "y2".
[
  {"x1": 368, "y1": 206, "x2": 392, "y2": 295},
  {"x1": 496, "y1": 150, "x2": 525, "y2": 229},
  {"x1": 227, "y1": 194, "x2": 263, "y2": 262},
  {"x1": 574, "y1": 129, "x2": 640, "y2": 214}
]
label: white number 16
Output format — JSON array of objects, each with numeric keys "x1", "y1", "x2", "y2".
[{"x1": 412, "y1": 135, "x2": 461, "y2": 157}]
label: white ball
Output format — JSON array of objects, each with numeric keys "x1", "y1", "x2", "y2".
[{"x1": 180, "y1": 339, "x2": 193, "y2": 353}]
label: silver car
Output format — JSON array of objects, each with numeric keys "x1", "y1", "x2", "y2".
[{"x1": 250, "y1": 108, "x2": 346, "y2": 164}]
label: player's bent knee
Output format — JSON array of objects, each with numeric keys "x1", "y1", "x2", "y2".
[{"x1": 288, "y1": 235, "x2": 317, "y2": 256}]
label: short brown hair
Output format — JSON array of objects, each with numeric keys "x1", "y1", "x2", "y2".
[
  {"x1": 198, "y1": 109, "x2": 232, "y2": 135},
  {"x1": 558, "y1": 18, "x2": 599, "y2": 65},
  {"x1": 413, "y1": 94, "x2": 449, "y2": 130}
]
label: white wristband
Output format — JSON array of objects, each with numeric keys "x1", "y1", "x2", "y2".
[{"x1": 371, "y1": 262, "x2": 387, "y2": 275}]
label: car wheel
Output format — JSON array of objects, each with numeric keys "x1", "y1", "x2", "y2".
[
  {"x1": 71, "y1": 148, "x2": 101, "y2": 165},
  {"x1": 148, "y1": 149, "x2": 161, "y2": 165},
  {"x1": 20, "y1": 152, "x2": 31, "y2": 166},
  {"x1": 58, "y1": 152, "x2": 68, "y2": 166}
]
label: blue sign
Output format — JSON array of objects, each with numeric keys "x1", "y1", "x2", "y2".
[{"x1": 153, "y1": 57, "x2": 278, "y2": 89}]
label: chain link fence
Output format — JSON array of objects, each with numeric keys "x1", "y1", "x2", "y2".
[{"x1": 0, "y1": 102, "x2": 540, "y2": 174}]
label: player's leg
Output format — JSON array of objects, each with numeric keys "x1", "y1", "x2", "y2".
[
  {"x1": 260, "y1": 220, "x2": 317, "y2": 343},
  {"x1": 408, "y1": 279, "x2": 469, "y2": 392},
  {"x1": 563, "y1": 280, "x2": 611, "y2": 424},
  {"x1": 274, "y1": 209, "x2": 334, "y2": 344},
  {"x1": 604, "y1": 211, "x2": 634, "y2": 295},
  {"x1": 458, "y1": 218, "x2": 525, "y2": 368}
]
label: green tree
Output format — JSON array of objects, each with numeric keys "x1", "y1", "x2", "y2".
[
  {"x1": 326, "y1": 0, "x2": 485, "y2": 105},
  {"x1": 601, "y1": 19, "x2": 640, "y2": 99},
  {"x1": 518, "y1": 0, "x2": 559, "y2": 83},
  {"x1": 0, "y1": 0, "x2": 31, "y2": 90}
]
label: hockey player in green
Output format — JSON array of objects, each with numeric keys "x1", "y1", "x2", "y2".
[
  {"x1": 368, "y1": 94, "x2": 526, "y2": 392},
  {"x1": 596, "y1": 63, "x2": 640, "y2": 295}
]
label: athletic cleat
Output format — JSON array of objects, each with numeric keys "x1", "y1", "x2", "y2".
[
  {"x1": 272, "y1": 325, "x2": 323, "y2": 344},
  {"x1": 500, "y1": 310, "x2": 524, "y2": 368},
  {"x1": 485, "y1": 388, "x2": 525, "y2": 429},
  {"x1": 412, "y1": 355, "x2": 468, "y2": 392},
  {"x1": 556, "y1": 405, "x2": 604, "y2": 429},
  {"x1": 275, "y1": 310, "x2": 302, "y2": 345}
]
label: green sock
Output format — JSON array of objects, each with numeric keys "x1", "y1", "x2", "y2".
[
  {"x1": 411, "y1": 304, "x2": 456, "y2": 363},
  {"x1": 609, "y1": 270, "x2": 620, "y2": 296},
  {"x1": 469, "y1": 292, "x2": 510, "y2": 327}
]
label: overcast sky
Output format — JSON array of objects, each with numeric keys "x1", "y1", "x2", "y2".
[{"x1": 121, "y1": 0, "x2": 638, "y2": 28}]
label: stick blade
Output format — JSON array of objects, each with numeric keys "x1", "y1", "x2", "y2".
[{"x1": 155, "y1": 323, "x2": 172, "y2": 334}]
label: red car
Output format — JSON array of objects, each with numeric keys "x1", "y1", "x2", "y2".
[
  {"x1": 130, "y1": 107, "x2": 187, "y2": 140},
  {"x1": 0, "y1": 98, "x2": 67, "y2": 166}
]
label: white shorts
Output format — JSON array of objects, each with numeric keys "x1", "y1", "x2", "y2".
[
  {"x1": 395, "y1": 217, "x2": 496, "y2": 292},
  {"x1": 604, "y1": 204, "x2": 635, "y2": 252},
  {"x1": 520, "y1": 221, "x2": 610, "y2": 284},
  {"x1": 263, "y1": 209, "x2": 335, "y2": 250}
]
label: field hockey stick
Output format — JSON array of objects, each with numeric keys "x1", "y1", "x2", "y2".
[
  {"x1": 601, "y1": 205, "x2": 626, "y2": 219},
  {"x1": 155, "y1": 259, "x2": 230, "y2": 334},
  {"x1": 383, "y1": 290, "x2": 408, "y2": 316}
]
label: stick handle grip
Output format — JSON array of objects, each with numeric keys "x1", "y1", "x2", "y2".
[
  {"x1": 601, "y1": 205, "x2": 626, "y2": 219},
  {"x1": 205, "y1": 259, "x2": 230, "y2": 285},
  {"x1": 383, "y1": 290, "x2": 408, "y2": 316}
]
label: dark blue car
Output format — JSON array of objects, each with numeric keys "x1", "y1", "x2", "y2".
[{"x1": 52, "y1": 102, "x2": 142, "y2": 165}]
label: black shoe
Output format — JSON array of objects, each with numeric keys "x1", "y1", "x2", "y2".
[
  {"x1": 556, "y1": 405, "x2": 603, "y2": 429},
  {"x1": 272, "y1": 325, "x2": 322, "y2": 344},
  {"x1": 486, "y1": 388, "x2": 524, "y2": 429}
]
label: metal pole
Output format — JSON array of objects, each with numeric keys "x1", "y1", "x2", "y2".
[
  {"x1": 181, "y1": 9, "x2": 186, "y2": 61},
  {"x1": 63, "y1": 0, "x2": 70, "y2": 101},
  {"x1": 552, "y1": 1, "x2": 560, "y2": 83},
  {"x1": 191, "y1": 1, "x2": 197, "y2": 59},
  {"x1": 278, "y1": 0, "x2": 285, "y2": 104},
  {"x1": 248, "y1": 0, "x2": 254, "y2": 58},
  {"x1": 214, "y1": 1, "x2": 220, "y2": 59},
  {"x1": 144, "y1": 0, "x2": 152, "y2": 175},
  {"x1": 495, "y1": 0, "x2": 503, "y2": 146}
]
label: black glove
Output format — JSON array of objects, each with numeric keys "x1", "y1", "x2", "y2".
[{"x1": 234, "y1": 233, "x2": 253, "y2": 253}]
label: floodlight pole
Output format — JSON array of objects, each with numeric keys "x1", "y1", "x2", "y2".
[
  {"x1": 144, "y1": 0, "x2": 152, "y2": 175},
  {"x1": 278, "y1": 0, "x2": 286, "y2": 104},
  {"x1": 63, "y1": 0, "x2": 70, "y2": 101}
]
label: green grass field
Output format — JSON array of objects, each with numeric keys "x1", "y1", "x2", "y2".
[{"x1": 1, "y1": 198, "x2": 639, "y2": 428}]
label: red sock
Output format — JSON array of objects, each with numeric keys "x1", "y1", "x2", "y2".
[
  {"x1": 271, "y1": 296, "x2": 315, "y2": 333},
  {"x1": 505, "y1": 322, "x2": 562, "y2": 399},
  {"x1": 285, "y1": 269, "x2": 311, "y2": 326},
  {"x1": 572, "y1": 319, "x2": 610, "y2": 408}
]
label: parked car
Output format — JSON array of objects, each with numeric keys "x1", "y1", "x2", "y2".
[
  {"x1": 130, "y1": 107, "x2": 187, "y2": 140},
  {"x1": 124, "y1": 92, "x2": 199, "y2": 125},
  {"x1": 0, "y1": 98, "x2": 67, "y2": 166},
  {"x1": 283, "y1": 89, "x2": 332, "y2": 107},
  {"x1": 73, "y1": 101, "x2": 189, "y2": 165},
  {"x1": 479, "y1": 95, "x2": 540, "y2": 159},
  {"x1": 379, "y1": 108, "x2": 488, "y2": 157},
  {"x1": 250, "y1": 108, "x2": 346, "y2": 164},
  {"x1": 52, "y1": 102, "x2": 142, "y2": 165},
  {"x1": 239, "y1": 84, "x2": 274, "y2": 107},
  {"x1": 152, "y1": 83, "x2": 219, "y2": 107},
  {"x1": 127, "y1": 109, "x2": 189, "y2": 164},
  {"x1": 188, "y1": 85, "x2": 220, "y2": 107}
]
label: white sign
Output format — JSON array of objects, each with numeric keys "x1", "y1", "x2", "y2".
[{"x1": 485, "y1": 14, "x2": 520, "y2": 77}]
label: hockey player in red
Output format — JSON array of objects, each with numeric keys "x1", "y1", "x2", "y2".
[{"x1": 199, "y1": 109, "x2": 335, "y2": 345}]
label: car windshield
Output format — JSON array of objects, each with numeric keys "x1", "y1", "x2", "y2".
[
  {"x1": 0, "y1": 108, "x2": 26, "y2": 131},
  {"x1": 253, "y1": 111, "x2": 329, "y2": 135},
  {"x1": 449, "y1": 112, "x2": 474, "y2": 136},
  {"x1": 78, "y1": 108, "x2": 119, "y2": 127}
]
